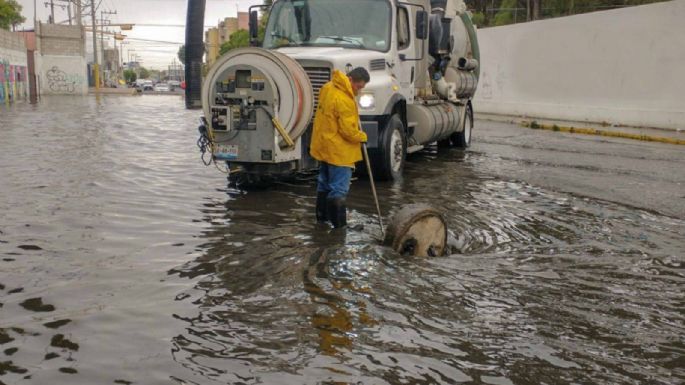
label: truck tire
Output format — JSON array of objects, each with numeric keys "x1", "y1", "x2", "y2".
[
  {"x1": 374, "y1": 114, "x2": 406, "y2": 181},
  {"x1": 438, "y1": 102, "x2": 473, "y2": 148}
]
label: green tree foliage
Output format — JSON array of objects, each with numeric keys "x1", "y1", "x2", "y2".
[
  {"x1": 138, "y1": 67, "x2": 150, "y2": 79},
  {"x1": 471, "y1": 12, "x2": 486, "y2": 26},
  {"x1": 123, "y1": 69, "x2": 137, "y2": 83},
  {"x1": 493, "y1": 0, "x2": 516, "y2": 26},
  {"x1": 465, "y1": 0, "x2": 666, "y2": 27},
  {"x1": 219, "y1": 29, "x2": 250, "y2": 56},
  {"x1": 149, "y1": 69, "x2": 161, "y2": 81},
  {"x1": 177, "y1": 45, "x2": 185, "y2": 65},
  {"x1": 0, "y1": 0, "x2": 25, "y2": 30}
]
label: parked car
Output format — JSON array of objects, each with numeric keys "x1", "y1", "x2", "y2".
[
  {"x1": 167, "y1": 80, "x2": 181, "y2": 90},
  {"x1": 154, "y1": 83, "x2": 170, "y2": 92},
  {"x1": 135, "y1": 79, "x2": 154, "y2": 92}
]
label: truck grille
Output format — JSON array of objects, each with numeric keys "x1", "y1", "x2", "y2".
[
  {"x1": 369, "y1": 59, "x2": 386, "y2": 71},
  {"x1": 303, "y1": 67, "x2": 331, "y2": 111}
]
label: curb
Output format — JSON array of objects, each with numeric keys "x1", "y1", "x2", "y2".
[{"x1": 520, "y1": 121, "x2": 685, "y2": 146}]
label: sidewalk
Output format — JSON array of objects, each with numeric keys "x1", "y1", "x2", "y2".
[
  {"x1": 476, "y1": 113, "x2": 685, "y2": 145},
  {"x1": 88, "y1": 87, "x2": 137, "y2": 96}
]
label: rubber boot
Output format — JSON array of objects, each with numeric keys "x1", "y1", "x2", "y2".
[
  {"x1": 316, "y1": 191, "x2": 329, "y2": 223},
  {"x1": 326, "y1": 197, "x2": 347, "y2": 229}
]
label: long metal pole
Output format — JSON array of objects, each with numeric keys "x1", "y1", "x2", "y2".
[
  {"x1": 361, "y1": 142, "x2": 384, "y2": 236},
  {"x1": 90, "y1": 0, "x2": 99, "y2": 89},
  {"x1": 100, "y1": 12, "x2": 104, "y2": 71}
]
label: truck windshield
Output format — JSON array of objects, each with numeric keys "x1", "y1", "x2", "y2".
[{"x1": 263, "y1": 0, "x2": 391, "y2": 52}]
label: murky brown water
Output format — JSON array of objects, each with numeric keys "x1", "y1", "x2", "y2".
[{"x1": 1, "y1": 96, "x2": 683, "y2": 385}]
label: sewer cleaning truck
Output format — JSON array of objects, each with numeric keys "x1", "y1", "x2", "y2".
[{"x1": 198, "y1": 0, "x2": 480, "y2": 184}]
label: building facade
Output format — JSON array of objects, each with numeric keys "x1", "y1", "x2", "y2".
[{"x1": 205, "y1": 12, "x2": 250, "y2": 68}]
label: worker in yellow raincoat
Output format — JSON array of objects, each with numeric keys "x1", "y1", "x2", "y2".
[{"x1": 310, "y1": 67, "x2": 370, "y2": 228}]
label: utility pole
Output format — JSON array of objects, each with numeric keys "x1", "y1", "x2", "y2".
[
  {"x1": 119, "y1": 40, "x2": 126, "y2": 84},
  {"x1": 67, "y1": 1, "x2": 72, "y2": 25},
  {"x1": 90, "y1": 0, "x2": 99, "y2": 89},
  {"x1": 75, "y1": 0, "x2": 82, "y2": 25},
  {"x1": 100, "y1": 10, "x2": 117, "y2": 87},
  {"x1": 44, "y1": 0, "x2": 56, "y2": 23},
  {"x1": 112, "y1": 34, "x2": 121, "y2": 85}
]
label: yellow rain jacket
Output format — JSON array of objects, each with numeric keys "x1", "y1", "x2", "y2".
[{"x1": 310, "y1": 70, "x2": 368, "y2": 168}]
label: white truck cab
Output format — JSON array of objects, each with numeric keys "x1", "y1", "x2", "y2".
[{"x1": 200, "y1": 0, "x2": 480, "y2": 183}]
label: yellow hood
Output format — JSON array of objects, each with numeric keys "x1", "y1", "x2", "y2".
[{"x1": 331, "y1": 69, "x2": 355, "y2": 99}]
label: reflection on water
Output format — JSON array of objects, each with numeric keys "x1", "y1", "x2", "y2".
[{"x1": 1, "y1": 96, "x2": 683, "y2": 384}]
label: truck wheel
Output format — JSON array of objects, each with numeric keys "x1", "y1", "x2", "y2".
[
  {"x1": 454, "y1": 103, "x2": 473, "y2": 148},
  {"x1": 374, "y1": 114, "x2": 406, "y2": 181},
  {"x1": 438, "y1": 103, "x2": 473, "y2": 148}
]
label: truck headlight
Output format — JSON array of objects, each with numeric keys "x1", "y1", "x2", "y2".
[{"x1": 359, "y1": 93, "x2": 375, "y2": 110}]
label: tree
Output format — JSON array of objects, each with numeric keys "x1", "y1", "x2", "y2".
[
  {"x1": 123, "y1": 69, "x2": 137, "y2": 84},
  {"x1": 177, "y1": 45, "x2": 185, "y2": 65},
  {"x1": 493, "y1": 0, "x2": 516, "y2": 26},
  {"x1": 149, "y1": 69, "x2": 161, "y2": 81},
  {"x1": 0, "y1": 0, "x2": 25, "y2": 30},
  {"x1": 219, "y1": 29, "x2": 250, "y2": 56},
  {"x1": 138, "y1": 67, "x2": 150, "y2": 79}
]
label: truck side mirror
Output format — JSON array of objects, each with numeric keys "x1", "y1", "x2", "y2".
[
  {"x1": 249, "y1": 11, "x2": 259, "y2": 44},
  {"x1": 416, "y1": 10, "x2": 428, "y2": 40}
]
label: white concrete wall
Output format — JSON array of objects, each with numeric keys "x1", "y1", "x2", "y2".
[
  {"x1": 474, "y1": 0, "x2": 685, "y2": 130},
  {"x1": 0, "y1": 46, "x2": 27, "y2": 67},
  {"x1": 36, "y1": 55, "x2": 88, "y2": 95}
]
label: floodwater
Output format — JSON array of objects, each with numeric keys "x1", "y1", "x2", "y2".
[{"x1": 1, "y1": 96, "x2": 683, "y2": 385}]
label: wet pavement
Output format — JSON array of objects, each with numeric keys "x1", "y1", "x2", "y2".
[{"x1": 1, "y1": 96, "x2": 683, "y2": 385}]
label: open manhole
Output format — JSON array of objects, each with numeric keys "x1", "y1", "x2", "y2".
[{"x1": 384, "y1": 204, "x2": 447, "y2": 257}]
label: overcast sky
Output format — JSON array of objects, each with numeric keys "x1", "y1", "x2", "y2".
[{"x1": 16, "y1": 0, "x2": 264, "y2": 69}]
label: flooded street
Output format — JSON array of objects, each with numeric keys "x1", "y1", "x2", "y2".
[{"x1": 1, "y1": 96, "x2": 683, "y2": 385}]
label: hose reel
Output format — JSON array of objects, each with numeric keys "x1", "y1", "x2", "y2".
[{"x1": 202, "y1": 47, "x2": 314, "y2": 152}]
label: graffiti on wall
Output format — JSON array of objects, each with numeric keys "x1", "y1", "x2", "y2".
[
  {"x1": 0, "y1": 59, "x2": 8, "y2": 102},
  {"x1": 46, "y1": 66, "x2": 83, "y2": 93},
  {"x1": 0, "y1": 58, "x2": 28, "y2": 103},
  {"x1": 0, "y1": 58, "x2": 28, "y2": 102}
]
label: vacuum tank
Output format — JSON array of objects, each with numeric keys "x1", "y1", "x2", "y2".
[{"x1": 407, "y1": 0, "x2": 480, "y2": 147}]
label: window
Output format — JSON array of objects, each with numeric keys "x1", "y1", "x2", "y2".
[
  {"x1": 263, "y1": 0, "x2": 392, "y2": 52},
  {"x1": 397, "y1": 7, "x2": 410, "y2": 50}
]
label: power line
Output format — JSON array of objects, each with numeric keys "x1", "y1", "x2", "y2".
[
  {"x1": 125, "y1": 37, "x2": 184, "y2": 45},
  {"x1": 127, "y1": 23, "x2": 214, "y2": 28}
]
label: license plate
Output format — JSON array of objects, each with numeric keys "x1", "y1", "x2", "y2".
[{"x1": 216, "y1": 144, "x2": 239, "y2": 159}]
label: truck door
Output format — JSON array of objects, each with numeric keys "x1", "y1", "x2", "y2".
[{"x1": 395, "y1": 5, "x2": 420, "y2": 103}]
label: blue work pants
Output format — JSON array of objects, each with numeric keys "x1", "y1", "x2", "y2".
[{"x1": 317, "y1": 162, "x2": 353, "y2": 199}]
